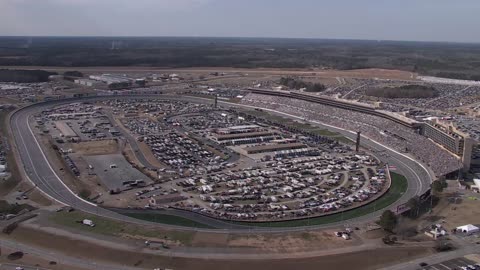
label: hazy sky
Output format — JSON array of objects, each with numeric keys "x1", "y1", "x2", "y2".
[{"x1": 1, "y1": 0, "x2": 480, "y2": 42}]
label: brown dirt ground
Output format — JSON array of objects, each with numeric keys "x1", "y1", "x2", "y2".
[
  {"x1": 192, "y1": 232, "x2": 229, "y2": 247},
  {"x1": 434, "y1": 193, "x2": 480, "y2": 230},
  {"x1": 70, "y1": 139, "x2": 119, "y2": 156},
  {"x1": 27, "y1": 189, "x2": 52, "y2": 206},
  {"x1": 13, "y1": 174, "x2": 52, "y2": 207},
  {"x1": 362, "y1": 228, "x2": 389, "y2": 240},
  {"x1": 37, "y1": 210, "x2": 366, "y2": 252},
  {"x1": 0, "y1": 246, "x2": 87, "y2": 270},
  {"x1": 3, "y1": 225, "x2": 433, "y2": 270},
  {"x1": 227, "y1": 230, "x2": 362, "y2": 253},
  {"x1": 0, "y1": 96, "x2": 20, "y2": 104}
]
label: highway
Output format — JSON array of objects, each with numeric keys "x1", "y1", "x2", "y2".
[{"x1": 8, "y1": 94, "x2": 434, "y2": 233}]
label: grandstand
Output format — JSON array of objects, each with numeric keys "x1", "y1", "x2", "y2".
[
  {"x1": 248, "y1": 88, "x2": 422, "y2": 129},
  {"x1": 242, "y1": 90, "x2": 466, "y2": 177}
]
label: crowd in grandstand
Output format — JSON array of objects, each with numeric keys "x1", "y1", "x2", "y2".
[
  {"x1": 321, "y1": 78, "x2": 480, "y2": 111},
  {"x1": 242, "y1": 93, "x2": 462, "y2": 176}
]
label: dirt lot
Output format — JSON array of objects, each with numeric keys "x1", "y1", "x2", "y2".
[
  {"x1": 42, "y1": 209, "x2": 370, "y2": 253},
  {"x1": 227, "y1": 230, "x2": 362, "y2": 253},
  {"x1": 432, "y1": 191, "x2": 480, "y2": 230},
  {"x1": 27, "y1": 189, "x2": 52, "y2": 206},
  {"x1": 3, "y1": 224, "x2": 433, "y2": 270},
  {"x1": 0, "y1": 96, "x2": 20, "y2": 104},
  {"x1": 70, "y1": 139, "x2": 119, "y2": 156},
  {"x1": 0, "y1": 246, "x2": 86, "y2": 270}
]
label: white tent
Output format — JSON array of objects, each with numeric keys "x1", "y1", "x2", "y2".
[{"x1": 456, "y1": 224, "x2": 480, "y2": 234}]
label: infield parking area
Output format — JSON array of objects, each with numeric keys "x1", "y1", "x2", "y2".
[{"x1": 84, "y1": 154, "x2": 152, "y2": 191}]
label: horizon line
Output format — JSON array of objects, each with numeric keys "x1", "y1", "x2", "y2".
[{"x1": 0, "y1": 35, "x2": 479, "y2": 45}]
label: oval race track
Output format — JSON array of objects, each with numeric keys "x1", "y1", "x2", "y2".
[{"x1": 9, "y1": 94, "x2": 434, "y2": 233}]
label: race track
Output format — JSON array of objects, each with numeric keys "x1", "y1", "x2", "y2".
[{"x1": 9, "y1": 94, "x2": 434, "y2": 232}]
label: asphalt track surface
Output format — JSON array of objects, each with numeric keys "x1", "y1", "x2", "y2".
[{"x1": 9, "y1": 94, "x2": 434, "y2": 233}]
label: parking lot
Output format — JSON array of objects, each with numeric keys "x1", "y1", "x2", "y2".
[
  {"x1": 30, "y1": 98, "x2": 394, "y2": 220},
  {"x1": 97, "y1": 98, "x2": 391, "y2": 221},
  {"x1": 421, "y1": 257, "x2": 479, "y2": 270},
  {"x1": 37, "y1": 103, "x2": 119, "y2": 142},
  {"x1": 84, "y1": 154, "x2": 152, "y2": 191}
]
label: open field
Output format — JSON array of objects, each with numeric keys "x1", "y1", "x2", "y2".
[
  {"x1": 226, "y1": 230, "x2": 363, "y2": 253},
  {"x1": 0, "y1": 66, "x2": 417, "y2": 80},
  {"x1": 3, "y1": 224, "x2": 434, "y2": 270},
  {"x1": 49, "y1": 210, "x2": 197, "y2": 245},
  {"x1": 429, "y1": 187, "x2": 480, "y2": 231},
  {"x1": 46, "y1": 210, "x2": 359, "y2": 253}
]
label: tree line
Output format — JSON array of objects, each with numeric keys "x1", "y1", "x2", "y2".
[
  {"x1": 279, "y1": 77, "x2": 326, "y2": 92},
  {"x1": 366, "y1": 84, "x2": 439, "y2": 99},
  {"x1": 0, "y1": 69, "x2": 57, "y2": 83}
]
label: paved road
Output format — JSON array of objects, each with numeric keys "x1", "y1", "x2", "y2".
[{"x1": 8, "y1": 94, "x2": 433, "y2": 232}]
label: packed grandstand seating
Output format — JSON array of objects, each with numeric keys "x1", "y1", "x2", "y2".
[
  {"x1": 323, "y1": 78, "x2": 480, "y2": 111},
  {"x1": 241, "y1": 93, "x2": 463, "y2": 176}
]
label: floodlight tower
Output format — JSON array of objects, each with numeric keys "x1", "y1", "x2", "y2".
[{"x1": 355, "y1": 131, "x2": 361, "y2": 152}]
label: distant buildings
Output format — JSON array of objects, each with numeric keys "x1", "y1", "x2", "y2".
[
  {"x1": 76, "y1": 74, "x2": 147, "y2": 89},
  {"x1": 150, "y1": 74, "x2": 183, "y2": 82},
  {"x1": 244, "y1": 142, "x2": 307, "y2": 154},
  {"x1": 74, "y1": 79, "x2": 98, "y2": 87},
  {"x1": 89, "y1": 74, "x2": 132, "y2": 89}
]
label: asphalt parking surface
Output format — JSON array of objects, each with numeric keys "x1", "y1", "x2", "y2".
[
  {"x1": 85, "y1": 154, "x2": 152, "y2": 190},
  {"x1": 421, "y1": 257, "x2": 478, "y2": 270}
]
